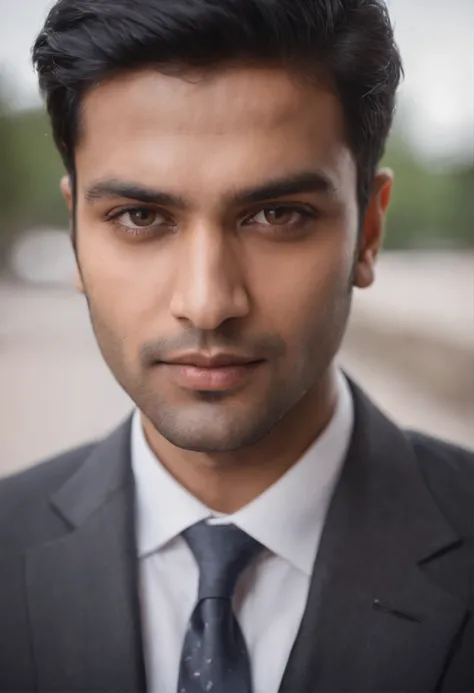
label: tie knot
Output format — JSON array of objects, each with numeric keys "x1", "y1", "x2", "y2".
[{"x1": 182, "y1": 521, "x2": 263, "y2": 600}]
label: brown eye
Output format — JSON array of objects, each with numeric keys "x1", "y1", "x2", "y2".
[
  {"x1": 260, "y1": 206, "x2": 298, "y2": 225},
  {"x1": 107, "y1": 206, "x2": 170, "y2": 233},
  {"x1": 247, "y1": 205, "x2": 313, "y2": 228},
  {"x1": 126, "y1": 209, "x2": 159, "y2": 228}
]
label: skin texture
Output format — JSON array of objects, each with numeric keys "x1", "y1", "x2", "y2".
[{"x1": 62, "y1": 66, "x2": 392, "y2": 512}]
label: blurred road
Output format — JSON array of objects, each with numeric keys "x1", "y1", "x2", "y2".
[{"x1": 1, "y1": 279, "x2": 473, "y2": 477}]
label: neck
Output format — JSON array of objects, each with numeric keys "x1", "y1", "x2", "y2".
[{"x1": 141, "y1": 366, "x2": 339, "y2": 514}]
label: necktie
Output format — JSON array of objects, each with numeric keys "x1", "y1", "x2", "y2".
[{"x1": 178, "y1": 520, "x2": 264, "y2": 693}]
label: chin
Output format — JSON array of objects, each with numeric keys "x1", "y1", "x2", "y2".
[
  {"x1": 151, "y1": 409, "x2": 274, "y2": 453},
  {"x1": 157, "y1": 426, "x2": 260, "y2": 453},
  {"x1": 140, "y1": 387, "x2": 289, "y2": 453}
]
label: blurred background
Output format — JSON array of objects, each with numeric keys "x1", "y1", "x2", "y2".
[{"x1": 0, "y1": 0, "x2": 473, "y2": 476}]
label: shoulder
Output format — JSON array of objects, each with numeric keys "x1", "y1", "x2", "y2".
[
  {"x1": 406, "y1": 430, "x2": 474, "y2": 484},
  {"x1": 0, "y1": 441, "x2": 97, "y2": 505},
  {"x1": 406, "y1": 430, "x2": 474, "y2": 538},
  {"x1": 0, "y1": 440, "x2": 97, "y2": 550}
]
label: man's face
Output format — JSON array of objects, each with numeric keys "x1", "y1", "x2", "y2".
[{"x1": 68, "y1": 67, "x2": 388, "y2": 452}]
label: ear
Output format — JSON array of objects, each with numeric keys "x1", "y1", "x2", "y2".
[
  {"x1": 73, "y1": 263, "x2": 85, "y2": 295},
  {"x1": 353, "y1": 168, "x2": 393, "y2": 289},
  {"x1": 60, "y1": 174, "x2": 85, "y2": 294},
  {"x1": 60, "y1": 174, "x2": 73, "y2": 212}
]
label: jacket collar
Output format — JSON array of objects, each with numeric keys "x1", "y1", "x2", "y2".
[
  {"x1": 279, "y1": 380, "x2": 465, "y2": 692},
  {"x1": 27, "y1": 381, "x2": 467, "y2": 692},
  {"x1": 50, "y1": 413, "x2": 133, "y2": 528},
  {"x1": 26, "y1": 414, "x2": 146, "y2": 692}
]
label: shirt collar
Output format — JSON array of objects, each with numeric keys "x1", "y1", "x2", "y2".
[
  {"x1": 132, "y1": 370, "x2": 354, "y2": 575},
  {"x1": 131, "y1": 409, "x2": 212, "y2": 558}
]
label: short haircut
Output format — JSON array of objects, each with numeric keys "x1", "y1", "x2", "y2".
[{"x1": 33, "y1": 0, "x2": 403, "y2": 213}]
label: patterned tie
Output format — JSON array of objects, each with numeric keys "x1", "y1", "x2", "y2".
[{"x1": 178, "y1": 520, "x2": 264, "y2": 693}]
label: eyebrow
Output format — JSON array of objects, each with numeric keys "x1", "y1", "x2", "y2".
[
  {"x1": 84, "y1": 180, "x2": 188, "y2": 209},
  {"x1": 229, "y1": 171, "x2": 338, "y2": 206},
  {"x1": 84, "y1": 170, "x2": 337, "y2": 209}
]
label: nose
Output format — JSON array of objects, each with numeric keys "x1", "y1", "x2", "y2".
[{"x1": 169, "y1": 224, "x2": 250, "y2": 331}]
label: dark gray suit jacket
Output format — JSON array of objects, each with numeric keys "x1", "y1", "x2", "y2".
[{"x1": 1, "y1": 382, "x2": 473, "y2": 692}]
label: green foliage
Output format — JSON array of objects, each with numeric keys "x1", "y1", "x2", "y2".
[
  {"x1": 383, "y1": 133, "x2": 474, "y2": 249},
  {"x1": 10, "y1": 109, "x2": 68, "y2": 229},
  {"x1": 0, "y1": 106, "x2": 67, "y2": 237},
  {"x1": 0, "y1": 103, "x2": 24, "y2": 232},
  {"x1": 0, "y1": 97, "x2": 472, "y2": 258}
]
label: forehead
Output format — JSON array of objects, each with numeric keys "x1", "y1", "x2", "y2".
[{"x1": 76, "y1": 67, "x2": 354, "y2": 193}]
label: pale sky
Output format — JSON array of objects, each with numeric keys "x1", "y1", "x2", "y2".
[{"x1": 0, "y1": 0, "x2": 472, "y2": 162}]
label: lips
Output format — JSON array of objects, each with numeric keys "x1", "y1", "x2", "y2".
[
  {"x1": 164, "y1": 352, "x2": 259, "y2": 369},
  {"x1": 159, "y1": 353, "x2": 263, "y2": 391}
]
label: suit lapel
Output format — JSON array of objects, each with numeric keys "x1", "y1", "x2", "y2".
[
  {"x1": 24, "y1": 384, "x2": 469, "y2": 692},
  {"x1": 25, "y1": 417, "x2": 147, "y2": 692},
  {"x1": 280, "y1": 382, "x2": 468, "y2": 693}
]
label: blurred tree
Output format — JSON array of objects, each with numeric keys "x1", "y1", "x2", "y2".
[
  {"x1": 11, "y1": 108, "x2": 67, "y2": 228},
  {"x1": 0, "y1": 87, "x2": 24, "y2": 269},
  {"x1": 0, "y1": 94, "x2": 66, "y2": 271},
  {"x1": 449, "y1": 164, "x2": 474, "y2": 247},
  {"x1": 383, "y1": 132, "x2": 474, "y2": 249},
  {"x1": 0, "y1": 93, "x2": 472, "y2": 275}
]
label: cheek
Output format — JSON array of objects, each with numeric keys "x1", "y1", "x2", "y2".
[
  {"x1": 255, "y1": 233, "x2": 354, "y2": 340},
  {"x1": 78, "y1": 233, "x2": 172, "y2": 347}
]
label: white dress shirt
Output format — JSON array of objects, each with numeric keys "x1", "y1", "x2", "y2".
[{"x1": 132, "y1": 371, "x2": 354, "y2": 693}]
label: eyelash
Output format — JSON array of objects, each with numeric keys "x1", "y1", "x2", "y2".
[
  {"x1": 104, "y1": 204, "x2": 318, "y2": 238},
  {"x1": 105, "y1": 208, "x2": 172, "y2": 237}
]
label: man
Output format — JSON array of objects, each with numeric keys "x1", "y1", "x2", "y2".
[{"x1": 1, "y1": 0, "x2": 473, "y2": 691}]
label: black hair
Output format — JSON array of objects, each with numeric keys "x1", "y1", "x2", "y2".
[{"x1": 33, "y1": 0, "x2": 402, "y2": 218}]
